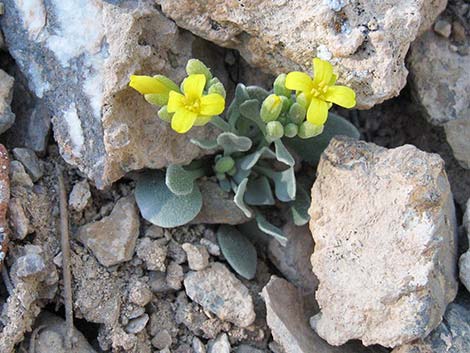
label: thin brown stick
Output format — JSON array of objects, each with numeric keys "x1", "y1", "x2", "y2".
[{"x1": 57, "y1": 165, "x2": 73, "y2": 349}]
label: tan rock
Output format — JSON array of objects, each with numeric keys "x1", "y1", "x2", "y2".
[
  {"x1": 0, "y1": 69, "x2": 15, "y2": 133},
  {"x1": 1, "y1": 0, "x2": 228, "y2": 188},
  {"x1": 78, "y1": 196, "x2": 140, "y2": 267},
  {"x1": 309, "y1": 137, "x2": 458, "y2": 347},
  {"x1": 157, "y1": 0, "x2": 446, "y2": 109}
]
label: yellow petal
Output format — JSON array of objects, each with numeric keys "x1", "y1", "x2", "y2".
[
  {"x1": 167, "y1": 91, "x2": 185, "y2": 113},
  {"x1": 329, "y1": 73, "x2": 337, "y2": 86},
  {"x1": 183, "y1": 74, "x2": 206, "y2": 99},
  {"x1": 129, "y1": 75, "x2": 167, "y2": 95},
  {"x1": 199, "y1": 94, "x2": 225, "y2": 115},
  {"x1": 307, "y1": 97, "x2": 329, "y2": 125},
  {"x1": 312, "y1": 58, "x2": 333, "y2": 86},
  {"x1": 194, "y1": 115, "x2": 213, "y2": 126},
  {"x1": 171, "y1": 109, "x2": 197, "y2": 133},
  {"x1": 325, "y1": 85, "x2": 356, "y2": 108},
  {"x1": 285, "y1": 72, "x2": 313, "y2": 93}
]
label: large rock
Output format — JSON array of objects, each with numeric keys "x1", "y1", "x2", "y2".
[
  {"x1": 183, "y1": 262, "x2": 255, "y2": 327},
  {"x1": 78, "y1": 196, "x2": 140, "y2": 267},
  {"x1": 392, "y1": 302, "x2": 470, "y2": 353},
  {"x1": 157, "y1": 0, "x2": 445, "y2": 109},
  {"x1": 0, "y1": 69, "x2": 15, "y2": 134},
  {"x1": 408, "y1": 29, "x2": 470, "y2": 169},
  {"x1": 261, "y1": 276, "x2": 388, "y2": 353},
  {"x1": 0, "y1": 0, "x2": 228, "y2": 189},
  {"x1": 309, "y1": 137, "x2": 458, "y2": 348}
]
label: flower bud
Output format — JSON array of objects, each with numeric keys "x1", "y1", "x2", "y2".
[
  {"x1": 298, "y1": 121, "x2": 324, "y2": 139},
  {"x1": 260, "y1": 94, "x2": 283, "y2": 122},
  {"x1": 214, "y1": 156, "x2": 235, "y2": 174},
  {"x1": 158, "y1": 106, "x2": 173, "y2": 122},
  {"x1": 280, "y1": 96, "x2": 292, "y2": 113},
  {"x1": 216, "y1": 172, "x2": 226, "y2": 180},
  {"x1": 273, "y1": 74, "x2": 292, "y2": 97},
  {"x1": 208, "y1": 82, "x2": 226, "y2": 99},
  {"x1": 288, "y1": 102, "x2": 306, "y2": 124},
  {"x1": 186, "y1": 59, "x2": 212, "y2": 82},
  {"x1": 227, "y1": 166, "x2": 237, "y2": 176},
  {"x1": 266, "y1": 121, "x2": 284, "y2": 140},
  {"x1": 296, "y1": 92, "x2": 308, "y2": 109},
  {"x1": 284, "y1": 123, "x2": 299, "y2": 138}
]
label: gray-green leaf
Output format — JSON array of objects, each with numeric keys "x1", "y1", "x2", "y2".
[
  {"x1": 234, "y1": 178, "x2": 252, "y2": 218},
  {"x1": 217, "y1": 132, "x2": 252, "y2": 155},
  {"x1": 255, "y1": 211, "x2": 287, "y2": 246},
  {"x1": 274, "y1": 139, "x2": 295, "y2": 166},
  {"x1": 135, "y1": 170, "x2": 202, "y2": 228},
  {"x1": 217, "y1": 225, "x2": 257, "y2": 280},
  {"x1": 291, "y1": 185, "x2": 311, "y2": 226},
  {"x1": 245, "y1": 176, "x2": 275, "y2": 205}
]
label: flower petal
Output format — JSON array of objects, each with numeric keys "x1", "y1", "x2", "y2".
[
  {"x1": 325, "y1": 85, "x2": 356, "y2": 108},
  {"x1": 171, "y1": 109, "x2": 197, "y2": 133},
  {"x1": 307, "y1": 97, "x2": 329, "y2": 125},
  {"x1": 167, "y1": 91, "x2": 185, "y2": 113},
  {"x1": 312, "y1": 58, "x2": 333, "y2": 86},
  {"x1": 200, "y1": 94, "x2": 225, "y2": 116},
  {"x1": 329, "y1": 73, "x2": 337, "y2": 86},
  {"x1": 183, "y1": 74, "x2": 206, "y2": 99},
  {"x1": 285, "y1": 72, "x2": 313, "y2": 93},
  {"x1": 129, "y1": 75, "x2": 167, "y2": 95}
]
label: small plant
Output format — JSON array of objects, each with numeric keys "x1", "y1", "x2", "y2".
[{"x1": 130, "y1": 58, "x2": 358, "y2": 279}]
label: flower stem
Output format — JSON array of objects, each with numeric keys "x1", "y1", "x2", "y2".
[{"x1": 210, "y1": 116, "x2": 232, "y2": 132}]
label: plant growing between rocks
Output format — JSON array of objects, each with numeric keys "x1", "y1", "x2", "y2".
[{"x1": 130, "y1": 58, "x2": 358, "y2": 279}]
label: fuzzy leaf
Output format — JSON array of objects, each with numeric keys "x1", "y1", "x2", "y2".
[
  {"x1": 246, "y1": 86, "x2": 269, "y2": 102},
  {"x1": 255, "y1": 166, "x2": 296, "y2": 202},
  {"x1": 217, "y1": 132, "x2": 252, "y2": 155},
  {"x1": 245, "y1": 176, "x2": 275, "y2": 206},
  {"x1": 165, "y1": 165, "x2": 200, "y2": 196},
  {"x1": 255, "y1": 211, "x2": 287, "y2": 246},
  {"x1": 284, "y1": 112, "x2": 360, "y2": 165},
  {"x1": 232, "y1": 160, "x2": 252, "y2": 184},
  {"x1": 218, "y1": 178, "x2": 232, "y2": 193},
  {"x1": 239, "y1": 99, "x2": 261, "y2": 120},
  {"x1": 291, "y1": 185, "x2": 311, "y2": 226},
  {"x1": 136, "y1": 170, "x2": 202, "y2": 228},
  {"x1": 274, "y1": 139, "x2": 295, "y2": 166},
  {"x1": 234, "y1": 178, "x2": 252, "y2": 218},
  {"x1": 235, "y1": 83, "x2": 250, "y2": 102},
  {"x1": 217, "y1": 225, "x2": 257, "y2": 280},
  {"x1": 190, "y1": 138, "x2": 218, "y2": 150},
  {"x1": 239, "y1": 147, "x2": 276, "y2": 170}
]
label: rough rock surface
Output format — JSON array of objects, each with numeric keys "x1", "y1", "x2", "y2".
[
  {"x1": 262, "y1": 276, "x2": 387, "y2": 353},
  {"x1": 184, "y1": 262, "x2": 255, "y2": 327},
  {"x1": 309, "y1": 137, "x2": 458, "y2": 347},
  {"x1": 157, "y1": 0, "x2": 445, "y2": 109},
  {"x1": 78, "y1": 196, "x2": 140, "y2": 267},
  {"x1": 392, "y1": 302, "x2": 470, "y2": 353},
  {"x1": 408, "y1": 29, "x2": 470, "y2": 169},
  {"x1": 460, "y1": 198, "x2": 470, "y2": 292},
  {"x1": 0, "y1": 0, "x2": 228, "y2": 188},
  {"x1": 69, "y1": 179, "x2": 91, "y2": 212},
  {"x1": 0, "y1": 144, "x2": 9, "y2": 270},
  {"x1": 268, "y1": 221, "x2": 318, "y2": 292},
  {"x1": 0, "y1": 68, "x2": 15, "y2": 133}
]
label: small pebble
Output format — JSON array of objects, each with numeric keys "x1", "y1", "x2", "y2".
[
  {"x1": 129, "y1": 281, "x2": 153, "y2": 306},
  {"x1": 166, "y1": 261, "x2": 184, "y2": 290},
  {"x1": 192, "y1": 337, "x2": 206, "y2": 353},
  {"x1": 182, "y1": 243, "x2": 210, "y2": 271},
  {"x1": 152, "y1": 330, "x2": 172, "y2": 350},
  {"x1": 12, "y1": 147, "x2": 43, "y2": 182},
  {"x1": 434, "y1": 19, "x2": 452, "y2": 38},
  {"x1": 200, "y1": 238, "x2": 220, "y2": 257},
  {"x1": 207, "y1": 333, "x2": 230, "y2": 353},
  {"x1": 452, "y1": 21, "x2": 466, "y2": 42},
  {"x1": 68, "y1": 180, "x2": 91, "y2": 212},
  {"x1": 125, "y1": 313, "x2": 149, "y2": 334}
]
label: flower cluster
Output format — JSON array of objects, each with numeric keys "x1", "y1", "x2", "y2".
[{"x1": 129, "y1": 59, "x2": 226, "y2": 133}]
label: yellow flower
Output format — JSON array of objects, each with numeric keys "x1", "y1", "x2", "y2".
[
  {"x1": 167, "y1": 74, "x2": 225, "y2": 133},
  {"x1": 129, "y1": 74, "x2": 180, "y2": 106},
  {"x1": 285, "y1": 58, "x2": 356, "y2": 125}
]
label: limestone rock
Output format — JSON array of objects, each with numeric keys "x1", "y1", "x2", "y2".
[
  {"x1": 136, "y1": 237, "x2": 167, "y2": 272},
  {"x1": 157, "y1": 0, "x2": 445, "y2": 109},
  {"x1": 9, "y1": 197, "x2": 32, "y2": 239},
  {"x1": 183, "y1": 262, "x2": 255, "y2": 327},
  {"x1": 408, "y1": 30, "x2": 470, "y2": 169},
  {"x1": 182, "y1": 243, "x2": 210, "y2": 271},
  {"x1": 69, "y1": 180, "x2": 91, "y2": 212},
  {"x1": 12, "y1": 147, "x2": 43, "y2": 182},
  {"x1": 0, "y1": 68, "x2": 15, "y2": 134},
  {"x1": 309, "y1": 137, "x2": 458, "y2": 347},
  {"x1": 207, "y1": 333, "x2": 230, "y2": 353},
  {"x1": 78, "y1": 196, "x2": 140, "y2": 267},
  {"x1": 392, "y1": 302, "x2": 470, "y2": 353},
  {"x1": 0, "y1": 145, "x2": 9, "y2": 271},
  {"x1": 0, "y1": 0, "x2": 228, "y2": 188},
  {"x1": 261, "y1": 276, "x2": 386, "y2": 353},
  {"x1": 191, "y1": 180, "x2": 250, "y2": 225}
]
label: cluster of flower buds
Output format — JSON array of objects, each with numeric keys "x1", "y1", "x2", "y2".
[{"x1": 260, "y1": 74, "x2": 324, "y2": 141}]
